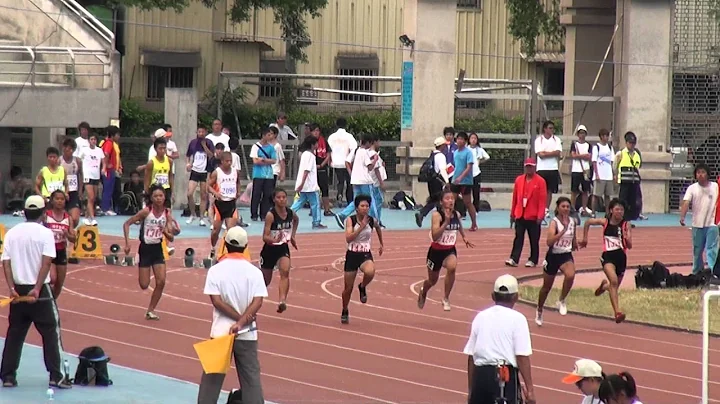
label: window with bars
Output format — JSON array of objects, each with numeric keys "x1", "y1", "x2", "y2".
[
  {"x1": 146, "y1": 66, "x2": 194, "y2": 101},
  {"x1": 544, "y1": 66, "x2": 565, "y2": 111},
  {"x1": 457, "y1": 0, "x2": 481, "y2": 8},
  {"x1": 259, "y1": 59, "x2": 286, "y2": 99},
  {"x1": 338, "y1": 68, "x2": 376, "y2": 102}
]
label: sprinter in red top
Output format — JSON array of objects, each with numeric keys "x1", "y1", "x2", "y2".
[{"x1": 45, "y1": 190, "x2": 77, "y2": 298}]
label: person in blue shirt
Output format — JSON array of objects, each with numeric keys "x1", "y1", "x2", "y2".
[
  {"x1": 451, "y1": 132, "x2": 478, "y2": 231},
  {"x1": 249, "y1": 127, "x2": 278, "y2": 221}
]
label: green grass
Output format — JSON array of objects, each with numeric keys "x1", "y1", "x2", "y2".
[{"x1": 519, "y1": 285, "x2": 720, "y2": 334}]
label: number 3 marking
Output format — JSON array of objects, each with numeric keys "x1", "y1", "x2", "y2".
[{"x1": 82, "y1": 230, "x2": 97, "y2": 252}]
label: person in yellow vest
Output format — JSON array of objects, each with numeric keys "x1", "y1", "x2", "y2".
[
  {"x1": 614, "y1": 132, "x2": 642, "y2": 221},
  {"x1": 144, "y1": 137, "x2": 174, "y2": 208},
  {"x1": 35, "y1": 147, "x2": 67, "y2": 203}
]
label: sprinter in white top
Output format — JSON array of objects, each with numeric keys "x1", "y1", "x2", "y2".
[
  {"x1": 535, "y1": 196, "x2": 578, "y2": 326},
  {"x1": 207, "y1": 152, "x2": 241, "y2": 259},
  {"x1": 340, "y1": 194, "x2": 384, "y2": 325},
  {"x1": 123, "y1": 185, "x2": 179, "y2": 321}
]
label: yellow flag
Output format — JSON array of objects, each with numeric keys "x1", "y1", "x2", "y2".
[
  {"x1": 0, "y1": 297, "x2": 13, "y2": 308},
  {"x1": 193, "y1": 334, "x2": 234, "y2": 374}
]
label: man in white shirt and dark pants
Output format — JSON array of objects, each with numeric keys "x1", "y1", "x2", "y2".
[
  {"x1": 198, "y1": 227, "x2": 267, "y2": 404},
  {"x1": 1, "y1": 196, "x2": 70, "y2": 389},
  {"x1": 534, "y1": 120, "x2": 563, "y2": 220},
  {"x1": 327, "y1": 117, "x2": 357, "y2": 205},
  {"x1": 464, "y1": 274, "x2": 535, "y2": 404}
]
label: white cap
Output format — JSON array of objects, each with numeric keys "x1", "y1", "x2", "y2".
[
  {"x1": 493, "y1": 274, "x2": 519, "y2": 294},
  {"x1": 154, "y1": 128, "x2": 167, "y2": 138},
  {"x1": 576, "y1": 124, "x2": 588, "y2": 134},
  {"x1": 224, "y1": 226, "x2": 248, "y2": 248},
  {"x1": 434, "y1": 137, "x2": 446, "y2": 147},
  {"x1": 24, "y1": 195, "x2": 46, "y2": 210},
  {"x1": 561, "y1": 359, "x2": 603, "y2": 384}
]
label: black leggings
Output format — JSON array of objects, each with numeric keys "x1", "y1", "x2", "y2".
[{"x1": 472, "y1": 173, "x2": 482, "y2": 211}]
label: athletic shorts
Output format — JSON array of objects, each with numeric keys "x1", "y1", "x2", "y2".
[
  {"x1": 344, "y1": 250, "x2": 373, "y2": 272},
  {"x1": 317, "y1": 169, "x2": 329, "y2": 198},
  {"x1": 593, "y1": 180, "x2": 613, "y2": 197},
  {"x1": 537, "y1": 170, "x2": 560, "y2": 194},
  {"x1": 426, "y1": 246, "x2": 457, "y2": 272},
  {"x1": 189, "y1": 171, "x2": 207, "y2": 183},
  {"x1": 214, "y1": 199, "x2": 237, "y2": 221},
  {"x1": 84, "y1": 178, "x2": 100, "y2": 186},
  {"x1": 451, "y1": 184, "x2": 472, "y2": 196},
  {"x1": 570, "y1": 172, "x2": 591, "y2": 194},
  {"x1": 259, "y1": 243, "x2": 290, "y2": 270},
  {"x1": 601, "y1": 249, "x2": 627, "y2": 277},
  {"x1": 66, "y1": 191, "x2": 80, "y2": 210},
  {"x1": 52, "y1": 249, "x2": 68, "y2": 266},
  {"x1": 138, "y1": 243, "x2": 165, "y2": 268},
  {"x1": 543, "y1": 251, "x2": 573, "y2": 276}
]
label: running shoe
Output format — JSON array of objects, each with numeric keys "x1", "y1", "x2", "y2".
[
  {"x1": 49, "y1": 378, "x2": 72, "y2": 389},
  {"x1": 358, "y1": 284, "x2": 367, "y2": 304},
  {"x1": 415, "y1": 212, "x2": 423, "y2": 228},
  {"x1": 557, "y1": 300, "x2": 568, "y2": 315},
  {"x1": 333, "y1": 213, "x2": 345, "y2": 229},
  {"x1": 417, "y1": 286, "x2": 426, "y2": 309},
  {"x1": 2, "y1": 377, "x2": 17, "y2": 387},
  {"x1": 535, "y1": 310, "x2": 543, "y2": 326},
  {"x1": 525, "y1": 261, "x2": 536, "y2": 268},
  {"x1": 341, "y1": 308, "x2": 349, "y2": 324},
  {"x1": 615, "y1": 312, "x2": 626, "y2": 323},
  {"x1": 442, "y1": 298, "x2": 451, "y2": 311},
  {"x1": 145, "y1": 311, "x2": 160, "y2": 321},
  {"x1": 277, "y1": 302, "x2": 287, "y2": 313},
  {"x1": 505, "y1": 258, "x2": 518, "y2": 267}
]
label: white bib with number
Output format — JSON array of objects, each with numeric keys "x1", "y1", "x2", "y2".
[
  {"x1": 603, "y1": 236, "x2": 623, "y2": 252},
  {"x1": 67, "y1": 175, "x2": 79, "y2": 192},
  {"x1": 270, "y1": 229, "x2": 292, "y2": 245},
  {"x1": 47, "y1": 180, "x2": 64, "y2": 193},
  {"x1": 437, "y1": 231, "x2": 457, "y2": 246},
  {"x1": 348, "y1": 241, "x2": 371, "y2": 253},
  {"x1": 216, "y1": 167, "x2": 238, "y2": 201},
  {"x1": 155, "y1": 173, "x2": 169, "y2": 186},
  {"x1": 141, "y1": 209, "x2": 167, "y2": 244},
  {"x1": 551, "y1": 218, "x2": 575, "y2": 254}
]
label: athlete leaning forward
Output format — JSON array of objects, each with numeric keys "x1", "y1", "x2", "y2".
[
  {"x1": 123, "y1": 185, "x2": 181, "y2": 320},
  {"x1": 45, "y1": 190, "x2": 77, "y2": 299},
  {"x1": 418, "y1": 189, "x2": 474, "y2": 312},
  {"x1": 341, "y1": 194, "x2": 384, "y2": 324},
  {"x1": 207, "y1": 151, "x2": 241, "y2": 261},
  {"x1": 579, "y1": 198, "x2": 631, "y2": 323},
  {"x1": 260, "y1": 188, "x2": 298, "y2": 314},
  {"x1": 535, "y1": 196, "x2": 577, "y2": 326}
]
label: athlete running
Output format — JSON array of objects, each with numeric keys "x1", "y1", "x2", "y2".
[
  {"x1": 207, "y1": 151, "x2": 241, "y2": 260},
  {"x1": 341, "y1": 194, "x2": 384, "y2": 324},
  {"x1": 260, "y1": 188, "x2": 298, "y2": 313},
  {"x1": 418, "y1": 189, "x2": 474, "y2": 312},
  {"x1": 123, "y1": 185, "x2": 177, "y2": 320},
  {"x1": 45, "y1": 190, "x2": 76, "y2": 298},
  {"x1": 60, "y1": 138, "x2": 83, "y2": 228},
  {"x1": 579, "y1": 198, "x2": 631, "y2": 323},
  {"x1": 535, "y1": 196, "x2": 577, "y2": 326}
]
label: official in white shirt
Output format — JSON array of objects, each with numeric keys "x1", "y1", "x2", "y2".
[
  {"x1": 197, "y1": 227, "x2": 268, "y2": 404},
  {"x1": 1, "y1": 195, "x2": 71, "y2": 389},
  {"x1": 463, "y1": 274, "x2": 535, "y2": 404},
  {"x1": 562, "y1": 359, "x2": 605, "y2": 404},
  {"x1": 327, "y1": 117, "x2": 357, "y2": 204}
]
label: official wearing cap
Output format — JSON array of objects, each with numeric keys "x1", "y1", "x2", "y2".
[
  {"x1": 198, "y1": 227, "x2": 268, "y2": 404},
  {"x1": 1, "y1": 196, "x2": 70, "y2": 389},
  {"x1": 463, "y1": 274, "x2": 535, "y2": 404},
  {"x1": 562, "y1": 359, "x2": 605, "y2": 404}
]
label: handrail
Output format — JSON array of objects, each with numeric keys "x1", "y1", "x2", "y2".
[
  {"x1": 0, "y1": 45, "x2": 111, "y2": 88},
  {"x1": 59, "y1": 0, "x2": 114, "y2": 45},
  {"x1": 0, "y1": 45, "x2": 108, "y2": 55}
]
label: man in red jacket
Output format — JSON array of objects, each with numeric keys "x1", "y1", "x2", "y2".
[{"x1": 506, "y1": 158, "x2": 547, "y2": 268}]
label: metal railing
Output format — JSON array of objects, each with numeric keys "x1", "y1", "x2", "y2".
[
  {"x1": 59, "y1": 0, "x2": 115, "y2": 46},
  {"x1": 0, "y1": 45, "x2": 112, "y2": 87}
]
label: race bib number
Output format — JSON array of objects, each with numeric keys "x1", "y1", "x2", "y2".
[
  {"x1": 145, "y1": 227, "x2": 164, "y2": 241},
  {"x1": 221, "y1": 185, "x2": 237, "y2": 197},
  {"x1": 52, "y1": 229, "x2": 65, "y2": 243},
  {"x1": 47, "y1": 181, "x2": 64, "y2": 193},
  {"x1": 195, "y1": 152, "x2": 206, "y2": 163},
  {"x1": 555, "y1": 238, "x2": 572, "y2": 248},
  {"x1": 604, "y1": 236, "x2": 622, "y2": 251},
  {"x1": 439, "y1": 231, "x2": 457, "y2": 246},
  {"x1": 271, "y1": 230, "x2": 290, "y2": 244},
  {"x1": 67, "y1": 175, "x2": 78, "y2": 192},
  {"x1": 155, "y1": 174, "x2": 169, "y2": 186},
  {"x1": 349, "y1": 242, "x2": 371, "y2": 253}
]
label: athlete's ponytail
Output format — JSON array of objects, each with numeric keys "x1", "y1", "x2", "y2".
[{"x1": 598, "y1": 371, "x2": 638, "y2": 403}]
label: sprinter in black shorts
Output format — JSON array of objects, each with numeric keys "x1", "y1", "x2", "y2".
[
  {"x1": 535, "y1": 197, "x2": 577, "y2": 327},
  {"x1": 580, "y1": 198, "x2": 631, "y2": 324},
  {"x1": 417, "y1": 189, "x2": 473, "y2": 312},
  {"x1": 260, "y1": 188, "x2": 298, "y2": 314},
  {"x1": 341, "y1": 194, "x2": 384, "y2": 324},
  {"x1": 207, "y1": 152, "x2": 240, "y2": 260}
]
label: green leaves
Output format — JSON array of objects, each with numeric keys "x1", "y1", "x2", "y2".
[{"x1": 506, "y1": 0, "x2": 564, "y2": 56}]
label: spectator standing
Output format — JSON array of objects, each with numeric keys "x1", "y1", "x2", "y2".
[
  {"x1": 463, "y1": 274, "x2": 535, "y2": 404},
  {"x1": 534, "y1": 120, "x2": 562, "y2": 221},
  {"x1": 591, "y1": 129, "x2": 615, "y2": 216},
  {"x1": 332, "y1": 134, "x2": 379, "y2": 228},
  {"x1": 451, "y1": 132, "x2": 478, "y2": 231},
  {"x1": 327, "y1": 117, "x2": 357, "y2": 205},
  {"x1": 615, "y1": 132, "x2": 643, "y2": 221},
  {"x1": 569, "y1": 125, "x2": 592, "y2": 216},
  {"x1": 249, "y1": 127, "x2": 278, "y2": 221},
  {"x1": 197, "y1": 227, "x2": 267, "y2": 404},
  {"x1": 185, "y1": 126, "x2": 214, "y2": 226},
  {"x1": 5, "y1": 166, "x2": 31, "y2": 215},
  {"x1": 561, "y1": 359, "x2": 605, "y2": 404},
  {"x1": 468, "y1": 133, "x2": 490, "y2": 212},
  {"x1": 679, "y1": 163, "x2": 718, "y2": 274},
  {"x1": 441, "y1": 127, "x2": 458, "y2": 178},
  {"x1": 99, "y1": 125, "x2": 121, "y2": 216},
  {"x1": 267, "y1": 126, "x2": 286, "y2": 186},
  {"x1": 73, "y1": 121, "x2": 91, "y2": 158},
  {"x1": 206, "y1": 119, "x2": 230, "y2": 150},
  {"x1": 290, "y1": 136, "x2": 326, "y2": 228},
  {"x1": 308, "y1": 123, "x2": 333, "y2": 215},
  {"x1": 415, "y1": 137, "x2": 451, "y2": 227},
  {"x1": 270, "y1": 112, "x2": 297, "y2": 141},
  {"x1": 1, "y1": 195, "x2": 71, "y2": 389},
  {"x1": 506, "y1": 158, "x2": 547, "y2": 268}
]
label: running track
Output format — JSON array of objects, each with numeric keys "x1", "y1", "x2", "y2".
[{"x1": 1, "y1": 226, "x2": 717, "y2": 403}]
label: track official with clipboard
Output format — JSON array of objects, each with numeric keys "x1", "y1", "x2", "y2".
[
  {"x1": 197, "y1": 226, "x2": 268, "y2": 404},
  {"x1": 1, "y1": 195, "x2": 70, "y2": 389}
]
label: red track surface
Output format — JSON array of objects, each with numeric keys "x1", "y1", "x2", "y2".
[{"x1": 2, "y1": 226, "x2": 719, "y2": 403}]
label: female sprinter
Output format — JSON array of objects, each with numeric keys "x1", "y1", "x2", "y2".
[
  {"x1": 579, "y1": 198, "x2": 631, "y2": 323},
  {"x1": 598, "y1": 372, "x2": 642, "y2": 404},
  {"x1": 123, "y1": 185, "x2": 177, "y2": 321},
  {"x1": 535, "y1": 196, "x2": 577, "y2": 326},
  {"x1": 341, "y1": 194, "x2": 384, "y2": 324},
  {"x1": 45, "y1": 190, "x2": 77, "y2": 298},
  {"x1": 418, "y1": 189, "x2": 474, "y2": 312},
  {"x1": 260, "y1": 188, "x2": 298, "y2": 314}
]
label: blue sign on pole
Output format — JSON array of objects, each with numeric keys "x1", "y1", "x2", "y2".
[{"x1": 401, "y1": 61, "x2": 413, "y2": 129}]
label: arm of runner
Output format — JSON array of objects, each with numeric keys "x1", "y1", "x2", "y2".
[
  {"x1": 373, "y1": 219, "x2": 384, "y2": 256},
  {"x1": 123, "y1": 209, "x2": 148, "y2": 254},
  {"x1": 430, "y1": 211, "x2": 448, "y2": 242},
  {"x1": 34, "y1": 170, "x2": 43, "y2": 196},
  {"x1": 456, "y1": 212, "x2": 474, "y2": 248},
  {"x1": 546, "y1": 219, "x2": 563, "y2": 247},
  {"x1": 262, "y1": 211, "x2": 279, "y2": 245}
]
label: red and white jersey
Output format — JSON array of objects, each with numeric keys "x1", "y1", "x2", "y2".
[
  {"x1": 140, "y1": 207, "x2": 168, "y2": 245},
  {"x1": 45, "y1": 210, "x2": 70, "y2": 250}
]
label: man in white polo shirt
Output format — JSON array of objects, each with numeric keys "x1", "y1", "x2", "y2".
[
  {"x1": 463, "y1": 274, "x2": 535, "y2": 404},
  {"x1": 534, "y1": 120, "x2": 563, "y2": 220},
  {"x1": 327, "y1": 117, "x2": 357, "y2": 204},
  {"x1": 197, "y1": 227, "x2": 267, "y2": 404},
  {"x1": 1, "y1": 195, "x2": 70, "y2": 389}
]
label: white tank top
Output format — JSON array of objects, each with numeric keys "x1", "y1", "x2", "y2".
[
  {"x1": 347, "y1": 215, "x2": 374, "y2": 253},
  {"x1": 550, "y1": 217, "x2": 575, "y2": 254},
  {"x1": 215, "y1": 167, "x2": 238, "y2": 201},
  {"x1": 140, "y1": 208, "x2": 167, "y2": 245},
  {"x1": 61, "y1": 156, "x2": 79, "y2": 192}
]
